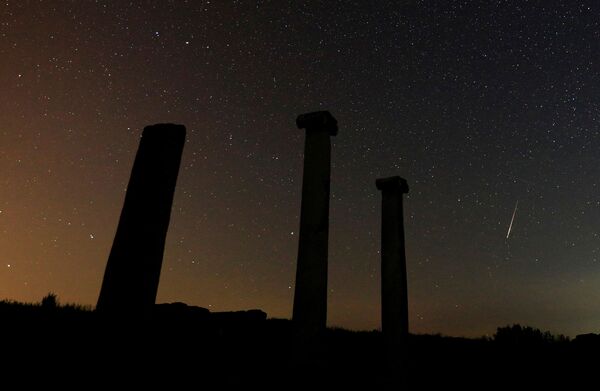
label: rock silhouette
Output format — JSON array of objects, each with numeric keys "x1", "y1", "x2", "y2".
[
  {"x1": 292, "y1": 111, "x2": 338, "y2": 346},
  {"x1": 96, "y1": 124, "x2": 186, "y2": 314}
]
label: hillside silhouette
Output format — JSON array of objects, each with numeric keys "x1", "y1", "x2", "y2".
[{"x1": 1, "y1": 295, "x2": 598, "y2": 387}]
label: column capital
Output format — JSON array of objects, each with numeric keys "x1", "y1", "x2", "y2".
[
  {"x1": 376, "y1": 176, "x2": 409, "y2": 194},
  {"x1": 296, "y1": 111, "x2": 338, "y2": 136}
]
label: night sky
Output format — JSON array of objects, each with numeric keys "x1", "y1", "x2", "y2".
[{"x1": 2, "y1": 1, "x2": 600, "y2": 337}]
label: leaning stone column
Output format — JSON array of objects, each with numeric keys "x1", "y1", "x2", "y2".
[
  {"x1": 96, "y1": 123, "x2": 186, "y2": 314},
  {"x1": 376, "y1": 176, "x2": 409, "y2": 379},
  {"x1": 292, "y1": 111, "x2": 337, "y2": 344}
]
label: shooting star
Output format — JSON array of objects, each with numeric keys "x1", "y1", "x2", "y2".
[{"x1": 506, "y1": 200, "x2": 519, "y2": 239}]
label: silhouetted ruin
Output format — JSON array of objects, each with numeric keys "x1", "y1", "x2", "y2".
[
  {"x1": 4, "y1": 115, "x2": 600, "y2": 388},
  {"x1": 292, "y1": 111, "x2": 338, "y2": 345},
  {"x1": 96, "y1": 124, "x2": 186, "y2": 314},
  {"x1": 376, "y1": 176, "x2": 409, "y2": 380}
]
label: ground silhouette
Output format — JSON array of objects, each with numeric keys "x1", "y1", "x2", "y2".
[{"x1": 0, "y1": 295, "x2": 598, "y2": 387}]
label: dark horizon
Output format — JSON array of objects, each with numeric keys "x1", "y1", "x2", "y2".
[{"x1": 2, "y1": 1, "x2": 600, "y2": 338}]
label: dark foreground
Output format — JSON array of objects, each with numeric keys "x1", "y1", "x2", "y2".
[{"x1": 1, "y1": 300, "x2": 598, "y2": 388}]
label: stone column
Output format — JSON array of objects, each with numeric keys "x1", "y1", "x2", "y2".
[
  {"x1": 292, "y1": 111, "x2": 337, "y2": 344},
  {"x1": 376, "y1": 176, "x2": 409, "y2": 376},
  {"x1": 96, "y1": 123, "x2": 186, "y2": 314}
]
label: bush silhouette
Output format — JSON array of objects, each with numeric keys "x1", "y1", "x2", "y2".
[
  {"x1": 493, "y1": 324, "x2": 567, "y2": 345},
  {"x1": 41, "y1": 292, "x2": 58, "y2": 308}
]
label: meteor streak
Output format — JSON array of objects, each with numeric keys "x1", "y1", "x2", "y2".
[{"x1": 506, "y1": 200, "x2": 519, "y2": 239}]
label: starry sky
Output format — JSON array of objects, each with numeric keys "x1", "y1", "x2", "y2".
[{"x1": 1, "y1": 0, "x2": 600, "y2": 337}]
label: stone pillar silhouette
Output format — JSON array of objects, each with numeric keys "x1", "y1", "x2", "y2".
[
  {"x1": 292, "y1": 111, "x2": 337, "y2": 344},
  {"x1": 376, "y1": 176, "x2": 409, "y2": 379},
  {"x1": 97, "y1": 123, "x2": 186, "y2": 314}
]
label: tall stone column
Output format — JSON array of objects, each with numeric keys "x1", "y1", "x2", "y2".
[
  {"x1": 376, "y1": 176, "x2": 409, "y2": 376},
  {"x1": 97, "y1": 123, "x2": 186, "y2": 314},
  {"x1": 292, "y1": 111, "x2": 337, "y2": 344}
]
